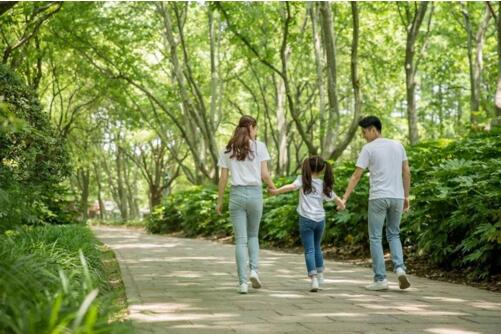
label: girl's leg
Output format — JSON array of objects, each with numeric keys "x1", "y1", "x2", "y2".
[
  {"x1": 230, "y1": 189, "x2": 249, "y2": 285},
  {"x1": 299, "y1": 216, "x2": 317, "y2": 276},
  {"x1": 313, "y1": 220, "x2": 325, "y2": 273},
  {"x1": 246, "y1": 188, "x2": 263, "y2": 272}
]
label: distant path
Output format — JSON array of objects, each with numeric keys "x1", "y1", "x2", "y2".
[{"x1": 92, "y1": 226, "x2": 501, "y2": 334}]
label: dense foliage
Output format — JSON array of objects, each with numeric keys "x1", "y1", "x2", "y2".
[
  {"x1": 0, "y1": 224, "x2": 130, "y2": 333},
  {"x1": 148, "y1": 132, "x2": 501, "y2": 279},
  {"x1": 0, "y1": 64, "x2": 72, "y2": 231}
]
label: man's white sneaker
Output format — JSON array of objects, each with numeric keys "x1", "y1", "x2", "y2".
[
  {"x1": 318, "y1": 272, "x2": 324, "y2": 285},
  {"x1": 396, "y1": 268, "x2": 411, "y2": 289},
  {"x1": 310, "y1": 277, "x2": 319, "y2": 292},
  {"x1": 249, "y1": 270, "x2": 262, "y2": 289},
  {"x1": 365, "y1": 279, "x2": 388, "y2": 291},
  {"x1": 239, "y1": 283, "x2": 248, "y2": 294}
]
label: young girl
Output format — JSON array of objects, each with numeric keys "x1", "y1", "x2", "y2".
[{"x1": 270, "y1": 156, "x2": 345, "y2": 292}]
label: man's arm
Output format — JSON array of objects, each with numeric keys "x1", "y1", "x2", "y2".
[
  {"x1": 402, "y1": 160, "x2": 411, "y2": 211},
  {"x1": 342, "y1": 167, "x2": 365, "y2": 203}
]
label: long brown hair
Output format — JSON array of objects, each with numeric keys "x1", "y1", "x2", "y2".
[
  {"x1": 225, "y1": 115, "x2": 257, "y2": 161},
  {"x1": 301, "y1": 156, "x2": 334, "y2": 197}
]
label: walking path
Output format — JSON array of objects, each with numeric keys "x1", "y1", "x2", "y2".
[{"x1": 92, "y1": 226, "x2": 501, "y2": 334}]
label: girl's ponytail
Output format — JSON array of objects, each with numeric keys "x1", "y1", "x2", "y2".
[
  {"x1": 323, "y1": 161, "x2": 334, "y2": 197},
  {"x1": 301, "y1": 158, "x2": 313, "y2": 195}
]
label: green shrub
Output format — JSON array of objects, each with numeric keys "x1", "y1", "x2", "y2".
[
  {"x1": 0, "y1": 63, "x2": 71, "y2": 231},
  {"x1": 0, "y1": 224, "x2": 130, "y2": 333}
]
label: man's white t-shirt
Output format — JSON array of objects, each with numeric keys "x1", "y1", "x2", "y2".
[
  {"x1": 218, "y1": 140, "x2": 271, "y2": 186},
  {"x1": 292, "y1": 176, "x2": 337, "y2": 222},
  {"x1": 356, "y1": 138, "x2": 408, "y2": 200}
]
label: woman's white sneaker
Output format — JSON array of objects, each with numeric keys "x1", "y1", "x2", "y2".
[
  {"x1": 249, "y1": 270, "x2": 262, "y2": 289},
  {"x1": 239, "y1": 283, "x2": 248, "y2": 294},
  {"x1": 365, "y1": 279, "x2": 388, "y2": 291}
]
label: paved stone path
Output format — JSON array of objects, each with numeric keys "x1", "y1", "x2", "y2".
[{"x1": 92, "y1": 226, "x2": 501, "y2": 334}]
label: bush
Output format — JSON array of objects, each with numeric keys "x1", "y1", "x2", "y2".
[
  {"x1": 0, "y1": 63, "x2": 71, "y2": 231},
  {"x1": 0, "y1": 224, "x2": 130, "y2": 333}
]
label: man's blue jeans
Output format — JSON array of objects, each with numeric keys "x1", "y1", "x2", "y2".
[
  {"x1": 298, "y1": 215, "x2": 325, "y2": 276},
  {"x1": 368, "y1": 198, "x2": 406, "y2": 282}
]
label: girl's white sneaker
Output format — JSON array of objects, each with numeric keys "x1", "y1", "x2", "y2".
[
  {"x1": 249, "y1": 270, "x2": 262, "y2": 289},
  {"x1": 310, "y1": 277, "x2": 319, "y2": 292},
  {"x1": 365, "y1": 279, "x2": 388, "y2": 291}
]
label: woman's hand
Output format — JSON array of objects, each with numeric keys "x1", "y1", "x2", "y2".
[
  {"x1": 268, "y1": 188, "x2": 279, "y2": 196},
  {"x1": 216, "y1": 199, "x2": 223, "y2": 215}
]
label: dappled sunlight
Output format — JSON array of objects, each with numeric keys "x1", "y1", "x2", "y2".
[
  {"x1": 425, "y1": 328, "x2": 481, "y2": 334},
  {"x1": 93, "y1": 227, "x2": 501, "y2": 333}
]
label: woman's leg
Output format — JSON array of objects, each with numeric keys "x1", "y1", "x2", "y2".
[
  {"x1": 230, "y1": 189, "x2": 248, "y2": 285},
  {"x1": 299, "y1": 216, "x2": 317, "y2": 276},
  {"x1": 246, "y1": 188, "x2": 263, "y2": 273}
]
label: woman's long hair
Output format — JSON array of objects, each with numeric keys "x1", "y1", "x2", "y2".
[
  {"x1": 225, "y1": 115, "x2": 257, "y2": 161},
  {"x1": 301, "y1": 156, "x2": 334, "y2": 197}
]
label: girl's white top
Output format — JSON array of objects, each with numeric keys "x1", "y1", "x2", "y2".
[
  {"x1": 218, "y1": 140, "x2": 271, "y2": 186},
  {"x1": 292, "y1": 176, "x2": 337, "y2": 222}
]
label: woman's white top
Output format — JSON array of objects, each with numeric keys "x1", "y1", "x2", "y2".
[
  {"x1": 292, "y1": 176, "x2": 337, "y2": 222},
  {"x1": 218, "y1": 140, "x2": 271, "y2": 186}
]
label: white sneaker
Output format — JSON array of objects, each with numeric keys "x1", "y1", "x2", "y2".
[
  {"x1": 239, "y1": 283, "x2": 248, "y2": 294},
  {"x1": 365, "y1": 279, "x2": 388, "y2": 291},
  {"x1": 318, "y1": 272, "x2": 324, "y2": 285},
  {"x1": 310, "y1": 277, "x2": 319, "y2": 292},
  {"x1": 249, "y1": 270, "x2": 262, "y2": 289},
  {"x1": 396, "y1": 268, "x2": 411, "y2": 289}
]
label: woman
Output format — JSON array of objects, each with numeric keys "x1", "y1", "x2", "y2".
[{"x1": 216, "y1": 115, "x2": 276, "y2": 294}]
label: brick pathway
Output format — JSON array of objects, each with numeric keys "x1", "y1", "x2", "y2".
[{"x1": 92, "y1": 226, "x2": 501, "y2": 334}]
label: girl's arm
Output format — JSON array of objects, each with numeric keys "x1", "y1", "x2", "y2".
[
  {"x1": 334, "y1": 196, "x2": 345, "y2": 210},
  {"x1": 216, "y1": 168, "x2": 229, "y2": 215},
  {"x1": 270, "y1": 183, "x2": 296, "y2": 195}
]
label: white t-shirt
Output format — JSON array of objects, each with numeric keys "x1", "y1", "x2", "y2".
[
  {"x1": 218, "y1": 140, "x2": 271, "y2": 186},
  {"x1": 292, "y1": 176, "x2": 337, "y2": 222},
  {"x1": 356, "y1": 138, "x2": 408, "y2": 200}
]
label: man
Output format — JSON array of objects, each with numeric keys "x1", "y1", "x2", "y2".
[{"x1": 341, "y1": 116, "x2": 411, "y2": 290}]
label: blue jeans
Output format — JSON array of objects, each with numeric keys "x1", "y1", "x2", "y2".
[
  {"x1": 368, "y1": 198, "x2": 406, "y2": 282},
  {"x1": 229, "y1": 186, "x2": 263, "y2": 285},
  {"x1": 298, "y1": 215, "x2": 325, "y2": 276}
]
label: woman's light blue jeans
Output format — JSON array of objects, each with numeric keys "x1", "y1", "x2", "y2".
[
  {"x1": 229, "y1": 185, "x2": 263, "y2": 285},
  {"x1": 298, "y1": 215, "x2": 325, "y2": 276},
  {"x1": 368, "y1": 198, "x2": 406, "y2": 282}
]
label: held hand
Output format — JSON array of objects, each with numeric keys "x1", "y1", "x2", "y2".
[
  {"x1": 268, "y1": 187, "x2": 278, "y2": 196},
  {"x1": 336, "y1": 198, "x2": 346, "y2": 211},
  {"x1": 403, "y1": 197, "x2": 410, "y2": 212}
]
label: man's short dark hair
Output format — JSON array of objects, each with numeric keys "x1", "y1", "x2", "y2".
[{"x1": 358, "y1": 116, "x2": 382, "y2": 132}]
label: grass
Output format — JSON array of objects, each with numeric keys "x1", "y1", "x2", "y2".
[{"x1": 0, "y1": 224, "x2": 134, "y2": 334}]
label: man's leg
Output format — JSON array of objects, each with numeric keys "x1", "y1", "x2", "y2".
[
  {"x1": 368, "y1": 199, "x2": 388, "y2": 282},
  {"x1": 386, "y1": 199, "x2": 405, "y2": 272}
]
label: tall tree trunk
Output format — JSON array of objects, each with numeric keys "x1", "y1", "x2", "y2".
[
  {"x1": 276, "y1": 65, "x2": 289, "y2": 175},
  {"x1": 116, "y1": 147, "x2": 128, "y2": 221},
  {"x1": 462, "y1": 3, "x2": 491, "y2": 125},
  {"x1": 319, "y1": 1, "x2": 340, "y2": 155},
  {"x1": 93, "y1": 162, "x2": 105, "y2": 220},
  {"x1": 77, "y1": 168, "x2": 90, "y2": 223},
  {"x1": 492, "y1": 2, "x2": 501, "y2": 128},
  {"x1": 310, "y1": 2, "x2": 326, "y2": 155},
  {"x1": 401, "y1": 2, "x2": 429, "y2": 144}
]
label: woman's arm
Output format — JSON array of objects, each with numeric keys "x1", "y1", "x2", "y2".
[
  {"x1": 261, "y1": 161, "x2": 276, "y2": 190},
  {"x1": 216, "y1": 167, "x2": 229, "y2": 215}
]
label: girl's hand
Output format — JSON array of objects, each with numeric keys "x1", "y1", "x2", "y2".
[{"x1": 336, "y1": 198, "x2": 346, "y2": 211}]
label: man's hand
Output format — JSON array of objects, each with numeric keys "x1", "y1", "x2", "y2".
[
  {"x1": 269, "y1": 188, "x2": 279, "y2": 196},
  {"x1": 336, "y1": 198, "x2": 346, "y2": 211},
  {"x1": 403, "y1": 197, "x2": 410, "y2": 212}
]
